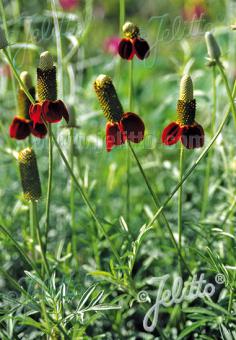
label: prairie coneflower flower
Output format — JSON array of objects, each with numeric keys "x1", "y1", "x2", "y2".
[
  {"x1": 9, "y1": 71, "x2": 47, "y2": 140},
  {"x1": 104, "y1": 36, "x2": 120, "y2": 55},
  {"x1": 29, "y1": 51, "x2": 69, "y2": 126},
  {"x1": 59, "y1": 0, "x2": 79, "y2": 10},
  {"x1": 94, "y1": 75, "x2": 145, "y2": 152},
  {"x1": 118, "y1": 22, "x2": 150, "y2": 60},
  {"x1": 162, "y1": 75, "x2": 204, "y2": 149}
]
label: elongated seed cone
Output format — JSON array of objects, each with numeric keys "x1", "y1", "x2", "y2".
[
  {"x1": 18, "y1": 88, "x2": 35, "y2": 119},
  {"x1": 37, "y1": 51, "x2": 57, "y2": 102},
  {"x1": 122, "y1": 21, "x2": 139, "y2": 39},
  {"x1": 18, "y1": 72, "x2": 35, "y2": 119},
  {"x1": 94, "y1": 75, "x2": 123, "y2": 122},
  {"x1": 18, "y1": 148, "x2": 42, "y2": 201},
  {"x1": 177, "y1": 99, "x2": 196, "y2": 126},
  {"x1": 179, "y1": 75, "x2": 193, "y2": 102},
  {"x1": 205, "y1": 32, "x2": 221, "y2": 61},
  {"x1": 0, "y1": 26, "x2": 8, "y2": 49}
]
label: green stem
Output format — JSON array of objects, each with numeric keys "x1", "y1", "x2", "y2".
[
  {"x1": 0, "y1": 0, "x2": 17, "y2": 108},
  {"x1": 70, "y1": 128, "x2": 76, "y2": 258},
  {"x1": 217, "y1": 61, "x2": 236, "y2": 127},
  {"x1": 145, "y1": 81, "x2": 236, "y2": 231},
  {"x1": 31, "y1": 200, "x2": 50, "y2": 276},
  {"x1": 119, "y1": 0, "x2": 125, "y2": 34},
  {"x1": 178, "y1": 144, "x2": 184, "y2": 275},
  {"x1": 45, "y1": 124, "x2": 53, "y2": 250},
  {"x1": 3, "y1": 49, "x2": 35, "y2": 104},
  {"x1": 126, "y1": 60, "x2": 133, "y2": 225},
  {"x1": 51, "y1": 0, "x2": 63, "y2": 98},
  {"x1": 128, "y1": 141, "x2": 192, "y2": 276},
  {"x1": 30, "y1": 200, "x2": 36, "y2": 260},
  {"x1": 228, "y1": 272, "x2": 236, "y2": 313},
  {"x1": 201, "y1": 66, "x2": 217, "y2": 219}
]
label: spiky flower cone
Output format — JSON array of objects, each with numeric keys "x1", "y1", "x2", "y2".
[
  {"x1": 205, "y1": 32, "x2": 221, "y2": 61},
  {"x1": 122, "y1": 21, "x2": 140, "y2": 39},
  {"x1": 94, "y1": 75, "x2": 123, "y2": 122},
  {"x1": 18, "y1": 72, "x2": 35, "y2": 119},
  {"x1": 18, "y1": 148, "x2": 42, "y2": 201},
  {"x1": 37, "y1": 51, "x2": 57, "y2": 102},
  {"x1": 177, "y1": 75, "x2": 196, "y2": 126},
  {"x1": 0, "y1": 26, "x2": 8, "y2": 49}
]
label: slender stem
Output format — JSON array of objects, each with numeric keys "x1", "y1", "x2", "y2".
[
  {"x1": 31, "y1": 200, "x2": 50, "y2": 276},
  {"x1": 145, "y1": 81, "x2": 236, "y2": 231},
  {"x1": 119, "y1": 0, "x2": 125, "y2": 34},
  {"x1": 128, "y1": 141, "x2": 192, "y2": 276},
  {"x1": 222, "y1": 197, "x2": 236, "y2": 228},
  {"x1": 51, "y1": 0, "x2": 63, "y2": 98},
  {"x1": 0, "y1": 0, "x2": 17, "y2": 108},
  {"x1": 201, "y1": 66, "x2": 217, "y2": 219},
  {"x1": 30, "y1": 201, "x2": 36, "y2": 260},
  {"x1": 129, "y1": 60, "x2": 133, "y2": 110},
  {"x1": 217, "y1": 61, "x2": 236, "y2": 127},
  {"x1": 3, "y1": 49, "x2": 35, "y2": 104},
  {"x1": 70, "y1": 128, "x2": 76, "y2": 258},
  {"x1": 126, "y1": 60, "x2": 133, "y2": 225},
  {"x1": 228, "y1": 272, "x2": 236, "y2": 313},
  {"x1": 45, "y1": 124, "x2": 53, "y2": 250},
  {"x1": 178, "y1": 144, "x2": 184, "y2": 276}
]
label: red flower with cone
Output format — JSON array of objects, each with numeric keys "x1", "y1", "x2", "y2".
[
  {"x1": 9, "y1": 71, "x2": 47, "y2": 140},
  {"x1": 162, "y1": 75, "x2": 204, "y2": 149},
  {"x1": 94, "y1": 75, "x2": 145, "y2": 152},
  {"x1": 29, "y1": 51, "x2": 69, "y2": 126},
  {"x1": 118, "y1": 22, "x2": 150, "y2": 60}
]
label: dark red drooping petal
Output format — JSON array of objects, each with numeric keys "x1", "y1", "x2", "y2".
[
  {"x1": 9, "y1": 116, "x2": 31, "y2": 140},
  {"x1": 106, "y1": 122, "x2": 125, "y2": 152},
  {"x1": 162, "y1": 122, "x2": 182, "y2": 146},
  {"x1": 120, "y1": 112, "x2": 145, "y2": 143},
  {"x1": 42, "y1": 100, "x2": 69, "y2": 124},
  {"x1": 118, "y1": 38, "x2": 135, "y2": 60},
  {"x1": 29, "y1": 103, "x2": 43, "y2": 126},
  {"x1": 30, "y1": 122, "x2": 47, "y2": 139},
  {"x1": 133, "y1": 38, "x2": 150, "y2": 60},
  {"x1": 181, "y1": 123, "x2": 204, "y2": 149}
]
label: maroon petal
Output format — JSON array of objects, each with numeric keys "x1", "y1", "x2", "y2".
[
  {"x1": 29, "y1": 103, "x2": 43, "y2": 126},
  {"x1": 106, "y1": 122, "x2": 125, "y2": 152},
  {"x1": 120, "y1": 112, "x2": 145, "y2": 143},
  {"x1": 9, "y1": 116, "x2": 31, "y2": 140},
  {"x1": 30, "y1": 122, "x2": 47, "y2": 139},
  {"x1": 118, "y1": 38, "x2": 135, "y2": 60},
  {"x1": 162, "y1": 122, "x2": 182, "y2": 146},
  {"x1": 181, "y1": 123, "x2": 204, "y2": 149},
  {"x1": 42, "y1": 100, "x2": 69, "y2": 124},
  {"x1": 133, "y1": 38, "x2": 150, "y2": 60}
]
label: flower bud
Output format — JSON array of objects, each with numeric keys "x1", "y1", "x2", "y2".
[
  {"x1": 0, "y1": 26, "x2": 8, "y2": 49},
  {"x1": 122, "y1": 22, "x2": 139, "y2": 39},
  {"x1": 94, "y1": 75, "x2": 123, "y2": 122},
  {"x1": 18, "y1": 148, "x2": 42, "y2": 201},
  {"x1": 205, "y1": 31, "x2": 221, "y2": 61},
  {"x1": 37, "y1": 51, "x2": 57, "y2": 102},
  {"x1": 18, "y1": 72, "x2": 35, "y2": 119}
]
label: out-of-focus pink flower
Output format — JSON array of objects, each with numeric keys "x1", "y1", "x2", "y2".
[
  {"x1": 0, "y1": 64, "x2": 11, "y2": 78},
  {"x1": 103, "y1": 36, "x2": 120, "y2": 55},
  {"x1": 182, "y1": 4, "x2": 206, "y2": 21},
  {"x1": 59, "y1": 0, "x2": 79, "y2": 10}
]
